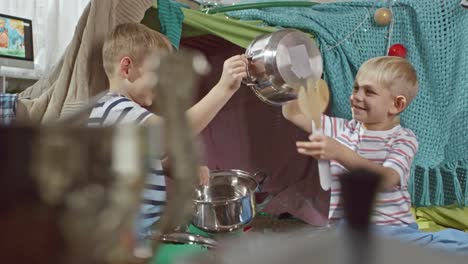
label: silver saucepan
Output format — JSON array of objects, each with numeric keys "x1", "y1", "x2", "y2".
[
  {"x1": 244, "y1": 28, "x2": 323, "y2": 106},
  {"x1": 191, "y1": 170, "x2": 269, "y2": 233}
]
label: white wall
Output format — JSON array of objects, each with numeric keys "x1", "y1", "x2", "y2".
[{"x1": 0, "y1": 0, "x2": 89, "y2": 77}]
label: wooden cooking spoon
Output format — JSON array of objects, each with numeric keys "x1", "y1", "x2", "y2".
[{"x1": 297, "y1": 79, "x2": 331, "y2": 190}]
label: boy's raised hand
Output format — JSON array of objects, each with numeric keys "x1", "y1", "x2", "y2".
[
  {"x1": 282, "y1": 100, "x2": 312, "y2": 133},
  {"x1": 217, "y1": 55, "x2": 248, "y2": 92},
  {"x1": 296, "y1": 134, "x2": 346, "y2": 161}
]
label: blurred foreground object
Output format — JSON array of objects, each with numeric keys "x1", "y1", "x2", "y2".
[
  {"x1": 0, "y1": 50, "x2": 208, "y2": 264},
  {"x1": 0, "y1": 124, "x2": 150, "y2": 264}
]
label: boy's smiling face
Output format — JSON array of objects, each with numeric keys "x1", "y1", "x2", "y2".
[{"x1": 350, "y1": 75, "x2": 399, "y2": 130}]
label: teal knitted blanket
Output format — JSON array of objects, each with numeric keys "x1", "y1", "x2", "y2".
[
  {"x1": 228, "y1": 0, "x2": 468, "y2": 207},
  {"x1": 157, "y1": 0, "x2": 185, "y2": 48}
]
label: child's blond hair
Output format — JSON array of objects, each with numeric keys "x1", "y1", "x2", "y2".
[
  {"x1": 356, "y1": 56, "x2": 418, "y2": 105},
  {"x1": 102, "y1": 23, "x2": 172, "y2": 77}
]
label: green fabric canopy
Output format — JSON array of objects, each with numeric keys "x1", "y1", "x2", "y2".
[{"x1": 142, "y1": 2, "x2": 314, "y2": 48}]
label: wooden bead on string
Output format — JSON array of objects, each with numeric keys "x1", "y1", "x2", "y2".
[{"x1": 374, "y1": 7, "x2": 392, "y2": 26}]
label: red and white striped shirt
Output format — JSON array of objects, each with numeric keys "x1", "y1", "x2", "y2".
[{"x1": 322, "y1": 116, "x2": 418, "y2": 226}]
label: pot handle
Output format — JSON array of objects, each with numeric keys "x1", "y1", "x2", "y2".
[
  {"x1": 242, "y1": 56, "x2": 257, "y2": 87},
  {"x1": 253, "y1": 171, "x2": 268, "y2": 192},
  {"x1": 252, "y1": 171, "x2": 273, "y2": 212}
]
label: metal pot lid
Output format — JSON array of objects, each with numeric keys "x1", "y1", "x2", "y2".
[{"x1": 160, "y1": 232, "x2": 217, "y2": 249}]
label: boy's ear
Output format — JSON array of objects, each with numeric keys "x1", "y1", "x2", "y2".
[
  {"x1": 390, "y1": 95, "x2": 407, "y2": 114},
  {"x1": 119, "y1": 57, "x2": 132, "y2": 78}
]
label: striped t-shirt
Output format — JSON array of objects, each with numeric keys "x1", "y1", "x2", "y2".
[
  {"x1": 321, "y1": 115, "x2": 418, "y2": 226},
  {"x1": 88, "y1": 92, "x2": 166, "y2": 233}
]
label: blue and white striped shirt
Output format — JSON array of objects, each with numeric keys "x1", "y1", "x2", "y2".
[{"x1": 88, "y1": 92, "x2": 166, "y2": 233}]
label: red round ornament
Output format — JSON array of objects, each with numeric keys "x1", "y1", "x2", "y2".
[{"x1": 388, "y1": 44, "x2": 407, "y2": 58}]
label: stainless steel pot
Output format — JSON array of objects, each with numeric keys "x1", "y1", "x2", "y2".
[
  {"x1": 244, "y1": 28, "x2": 323, "y2": 106},
  {"x1": 191, "y1": 170, "x2": 267, "y2": 233}
]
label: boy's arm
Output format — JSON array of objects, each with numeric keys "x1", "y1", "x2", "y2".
[
  {"x1": 336, "y1": 133, "x2": 418, "y2": 191},
  {"x1": 282, "y1": 100, "x2": 312, "y2": 133},
  {"x1": 144, "y1": 86, "x2": 237, "y2": 135},
  {"x1": 297, "y1": 137, "x2": 400, "y2": 190},
  {"x1": 185, "y1": 55, "x2": 247, "y2": 135},
  {"x1": 336, "y1": 147, "x2": 401, "y2": 191},
  {"x1": 298, "y1": 130, "x2": 418, "y2": 191},
  {"x1": 145, "y1": 55, "x2": 247, "y2": 135},
  {"x1": 185, "y1": 83, "x2": 237, "y2": 135}
]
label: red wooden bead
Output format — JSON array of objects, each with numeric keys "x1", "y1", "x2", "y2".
[{"x1": 388, "y1": 44, "x2": 407, "y2": 58}]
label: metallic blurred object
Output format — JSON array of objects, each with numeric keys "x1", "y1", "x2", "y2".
[
  {"x1": 338, "y1": 169, "x2": 381, "y2": 264},
  {"x1": 0, "y1": 124, "x2": 152, "y2": 264},
  {"x1": 149, "y1": 50, "x2": 209, "y2": 251},
  {"x1": 244, "y1": 29, "x2": 323, "y2": 106},
  {"x1": 0, "y1": 50, "x2": 208, "y2": 263},
  {"x1": 159, "y1": 232, "x2": 217, "y2": 249}
]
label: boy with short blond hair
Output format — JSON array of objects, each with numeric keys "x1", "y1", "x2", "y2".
[
  {"x1": 88, "y1": 23, "x2": 248, "y2": 235},
  {"x1": 283, "y1": 56, "x2": 419, "y2": 226},
  {"x1": 284, "y1": 56, "x2": 468, "y2": 253},
  {"x1": 101, "y1": 22, "x2": 173, "y2": 78}
]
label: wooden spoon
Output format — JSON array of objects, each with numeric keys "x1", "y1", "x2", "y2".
[
  {"x1": 298, "y1": 79, "x2": 329, "y2": 127},
  {"x1": 297, "y1": 79, "x2": 332, "y2": 190}
]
